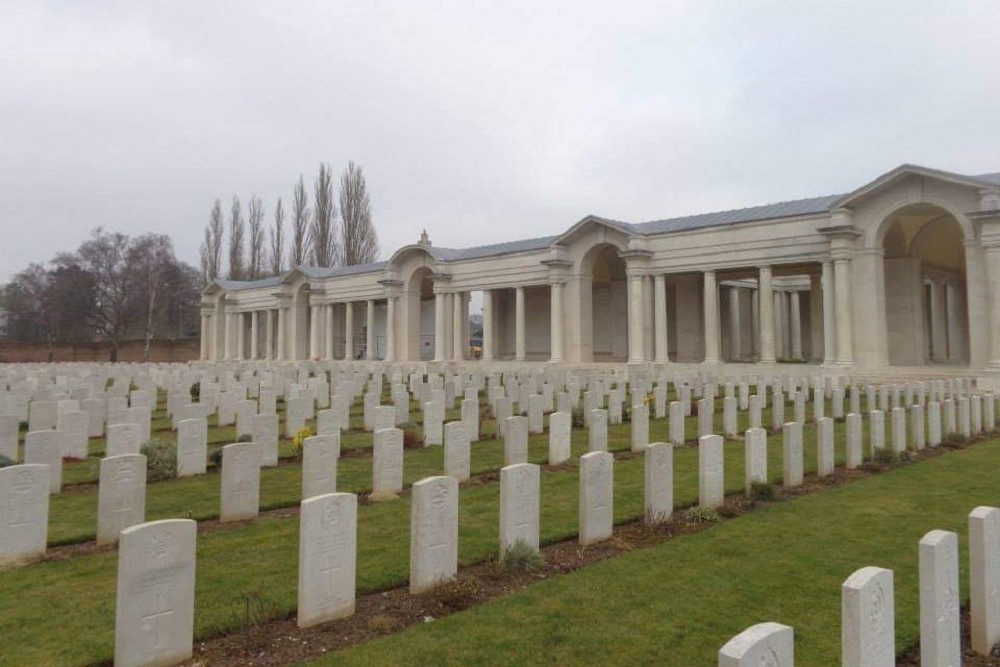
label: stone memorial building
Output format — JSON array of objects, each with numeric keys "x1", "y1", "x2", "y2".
[{"x1": 201, "y1": 164, "x2": 1000, "y2": 380}]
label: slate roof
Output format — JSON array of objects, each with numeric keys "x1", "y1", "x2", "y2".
[{"x1": 212, "y1": 165, "x2": 999, "y2": 293}]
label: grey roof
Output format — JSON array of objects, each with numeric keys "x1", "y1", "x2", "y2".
[
  {"x1": 430, "y1": 236, "x2": 559, "y2": 261},
  {"x1": 300, "y1": 261, "x2": 387, "y2": 279},
  {"x1": 214, "y1": 276, "x2": 282, "y2": 291},
  {"x1": 975, "y1": 172, "x2": 1000, "y2": 186}
]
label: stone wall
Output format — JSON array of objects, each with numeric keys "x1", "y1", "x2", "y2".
[{"x1": 0, "y1": 339, "x2": 199, "y2": 363}]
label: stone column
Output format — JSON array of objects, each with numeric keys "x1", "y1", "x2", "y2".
[
  {"x1": 654, "y1": 274, "x2": 668, "y2": 362},
  {"x1": 809, "y1": 273, "x2": 823, "y2": 361},
  {"x1": 199, "y1": 316, "x2": 208, "y2": 359},
  {"x1": 946, "y1": 282, "x2": 964, "y2": 362},
  {"x1": 758, "y1": 266, "x2": 775, "y2": 363},
  {"x1": 236, "y1": 313, "x2": 246, "y2": 360},
  {"x1": 703, "y1": 270, "x2": 720, "y2": 363},
  {"x1": 344, "y1": 301, "x2": 354, "y2": 361},
  {"x1": 385, "y1": 296, "x2": 396, "y2": 362},
  {"x1": 277, "y1": 307, "x2": 286, "y2": 360},
  {"x1": 986, "y1": 244, "x2": 1000, "y2": 366},
  {"x1": 515, "y1": 287, "x2": 526, "y2": 361},
  {"x1": 223, "y1": 312, "x2": 233, "y2": 360},
  {"x1": 434, "y1": 292, "x2": 446, "y2": 362},
  {"x1": 834, "y1": 255, "x2": 854, "y2": 364},
  {"x1": 249, "y1": 311, "x2": 259, "y2": 359},
  {"x1": 483, "y1": 289, "x2": 495, "y2": 361},
  {"x1": 728, "y1": 286, "x2": 742, "y2": 361},
  {"x1": 822, "y1": 260, "x2": 836, "y2": 364},
  {"x1": 550, "y1": 282, "x2": 564, "y2": 363},
  {"x1": 452, "y1": 291, "x2": 464, "y2": 361},
  {"x1": 643, "y1": 274, "x2": 654, "y2": 360},
  {"x1": 790, "y1": 291, "x2": 803, "y2": 360},
  {"x1": 773, "y1": 291, "x2": 784, "y2": 360},
  {"x1": 366, "y1": 300, "x2": 376, "y2": 360},
  {"x1": 443, "y1": 292, "x2": 454, "y2": 359},
  {"x1": 306, "y1": 306, "x2": 319, "y2": 359},
  {"x1": 930, "y1": 281, "x2": 947, "y2": 362},
  {"x1": 628, "y1": 273, "x2": 646, "y2": 363},
  {"x1": 323, "y1": 304, "x2": 334, "y2": 360},
  {"x1": 265, "y1": 309, "x2": 274, "y2": 360}
]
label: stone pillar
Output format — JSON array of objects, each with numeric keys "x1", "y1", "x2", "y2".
[
  {"x1": 452, "y1": 291, "x2": 464, "y2": 361},
  {"x1": 265, "y1": 309, "x2": 274, "y2": 360},
  {"x1": 772, "y1": 291, "x2": 784, "y2": 360},
  {"x1": 654, "y1": 274, "x2": 668, "y2": 362},
  {"x1": 236, "y1": 313, "x2": 246, "y2": 359},
  {"x1": 199, "y1": 315, "x2": 208, "y2": 359},
  {"x1": 550, "y1": 282, "x2": 564, "y2": 363},
  {"x1": 443, "y1": 292, "x2": 453, "y2": 359},
  {"x1": 946, "y1": 282, "x2": 964, "y2": 362},
  {"x1": 628, "y1": 273, "x2": 646, "y2": 363},
  {"x1": 515, "y1": 286, "x2": 526, "y2": 361},
  {"x1": 309, "y1": 306, "x2": 320, "y2": 360},
  {"x1": 483, "y1": 289, "x2": 495, "y2": 361},
  {"x1": 930, "y1": 282, "x2": 947, "y2": 362},
  {"x1": 366, "y1": 300, "x2": 376, "y2": 360},
  {"x1": 322, "y1": 304, "x2": 333, "y2": 360},
  {"x1": 790, "y1": 291, "x2": 802, "y2": 360},
  {"x1": 385, "y1": 296, "x2": 396, "y2": 362},
  {"x1": 834, "y1": 255, "x2": 854, "y2": 364},
  {"x1": 986, "y1": 245, "x2": 1000, "y2": 366},
  {"x1": 703, "y1": 270, "x2": 720, "y2": 363},
  {"x1": 728, "y1": 286, "x2": 742, "y2": 361},
  {"x1": 758, "y1": 267, "x2": 775, "y2": 363},
  {"x1": 344, "y1": 301, "x2": 354, "y2": 360},
  {"x1": 277, "y1": 307, "x2": 286, "y2": 360},
  {"x1": 643, "y1": 274, "x2": 654, "y2": 360},
  {"x1": 434, "y1": 292, "x2": 446, "y2": 362},
  {"x1": 249, "y1": 311, "x2": 259, "y2": 359},
  {"x1": 822, "y1": 260, "x2": 836, "y2": 364},
  {"x1": 810, "y1": 273, "x2": 823, "y2": 361}
]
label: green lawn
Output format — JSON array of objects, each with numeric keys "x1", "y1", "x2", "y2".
[{"x1": 319, "y1": 437, "x2": 1000, "y2": 667}]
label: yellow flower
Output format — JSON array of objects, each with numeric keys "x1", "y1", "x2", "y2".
[{"x1": 291, "y1": 426, "x2": 314, "y2": 458}]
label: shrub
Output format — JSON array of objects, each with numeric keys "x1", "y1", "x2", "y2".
[
  {"x1": 237, "y1": 434, "x2": 253, "y2": 443},
  {"x1": 872, "y1": 447, "x2": 899, "y2": 467},
  {"x1": 501, "y1": 540, "x2": 544, "y2": 573},
  {"x1": 0, "y1": 455, "x2": 15, "y2": 468},
  {"x1": 683, "y1": 506, "x2": 720, "y2": 524},
  {"x1": 18, "y1": 421, "x2": 28, "y2": 431},
  {"x1": 571, "y1": 407, "x2": 586, "y2": 429},
  {"x1": 427, "y1": 578, "x2": 483, "y2": 612},
  {"x1": 189, "y1": 382, "x2": 201, "y2": 402},
  {"x1": 749, "y1": 481, "x2": 777, "y2": 502},
  {"x1": 229, "y1": 589, "x2": 280, "y2": 629},
  {"x1": 209, "y1": 448, "x2": 223, "y2": 468},
  {"x1": 141, "y1": 439, "x2": 177, "y2": 481},
  {"x1": 399, "y1": 423, "x2": 422, "y2": 449},
  {"x1": 290, "y1": 426, "x2": 314, "y2": 459}
]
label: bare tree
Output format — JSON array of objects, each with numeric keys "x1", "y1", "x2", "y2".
[
  {"x1": 74, "y1": 228, "x2": 136, "y2": 361},
  {"x1": 199, "y1": 199, "x2": 224, "y2": 285},
  {"x1": 309, "y1": 163, "x2": 339, "y2": 267},
  {"x1": 228, "y1": 196, "x2": 245, "y2": 280},
  {"x1": 247, "y1": 195, "x2": 265, "y2": 279},
  {"x1": 290, "y1": 176, "x2": 310, "y2": 268},
  {"x1": 269, "y1": 197, "x2": 285, "y2": 275},
  {"x1": 339, "y1": 161, "x2": 379, "y2": 265},
  {"x1": 130, "y1": 234, "x2": 174, "y2": 361}
]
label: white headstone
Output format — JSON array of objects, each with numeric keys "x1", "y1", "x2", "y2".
[
  {"x1": 57, "y1": 410, "x2": 89, "y2": 459},
  {"x1": 644, "y1": 442, "x2": 673, "y2": 524},
  {"x1": 891, "y1": 407, "x2": 906, "y2": 453},
  {"x1": 107, "y1": 423, "x2": 141, "y2": 458},
  {"x1": 499, "y1": 463, "x2": 540, "y2": 558},
  {"x1": 0, "y1": 464, "x2": 50, "y2": 562},
  {"x1": 845, "y1": 413, "x2": 862, "y2": 469},
  {"x1": 919, "y1": 529, "x2": 960, "y2": 667},
  {"x1": 669, "y1": 400, "x2": 685, "y2": 446},
  {"x1": 97, "y1": 454, "x2": 147, "y2": 545},
  {"x1": 718, "y1": 622, "x2": 794, "y2": 667},
  {"x1": 302, "y1": 435, "x2": 339, "y2": 500},
  {"x1": 220, "y1": 442, "x2": 261, "y2": 522},
  {"x1": 969, "y1": 505, "x2": 1000, "y2": 655},
  {"x1": 630, "y1": 403, "x2": 649, "y2": 453},
  {"x1": 744, "y1": 427, "x2": 767, "y2": 495},
  {"x1": 699, "y1": 434, "x2": 724, "y2": 509},
  {"x1": 410, "y1": 475, "x2": 458, "y2": 593},
  {"x1": 504, "y1": 415, "x2": 529, "y2": 465},
  {"x1": 0, "y1": 414, "x2": 18, "y2": 462},
  {"x1": 252, "y1": 413, "x2": 280, "y2": 467},
  {"x1": 24, "y1": 430, "x2": 62, "y2": 493},
  {"x1": 842, "y1": 566, "x2": 895, "y2": 667},
  {"x1": 817, "y1": 417, "x2": 834, "y2": 477},
  {"x1": 114, "y1": 519, "x2": 196, "y2": 667},
  {"x1": 285, "y1": 397, "x2": 306, "y2": 438},
  {"x1": 579, "y1": 451, "x2": 613, "y2": 546},
  {"x1": 588, "y1": 409, "x2": 608, "y2": 453},
  {"x1": 444, "y1": 421, "x2": 471, "y2": 482},
  {"x1": 461, "y1": 398, "x2": 480, "y2": 442},
  {"x1": 372, "y1": 428, "x2": 404, "y2": 497},
  {"x1": 297, "y1": 492, "x2": 357, "y2": 627},
  {"x1": 177, "y1": 418, "x2": 207, "y2": 477}
]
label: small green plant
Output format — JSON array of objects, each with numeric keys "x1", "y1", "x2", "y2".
[
  {"x1": 399, "y1": 422, "x2": 422, "y2": 449},
  {"x1": 237, "y1": 434, "x2": 253, "y2": 443},
  {"x1": 749, "y1": 481, "x2": 777, "y2": 502},
  {"x1": 18, "y1": 421, "x2": 28, "y2": 431},
  {"x1": 0, "y1": 454, "x2": 15, "y2": 468},
  {"x1": 947, "y1": 433, "x2": 968, "y2": 444},
  {"x1": 209, "y1": 448, "x2": 223, "y2": 468},
  {"x1": 140, "y1": 439, "x2": 177, "y2": 481},
  {"x1": 501, "y1": 540, "x2": 544, "y2": 573},
  {"x1": 872, "y1": 447, "x2": 899, "y2": 467},
  {"x1": 427, "y1": 577, "x2": 483, "y2": 612},
  {"x1": 571, "y1": 406, "x2": 586, "y2": 429},
  {"x1": 290, "y1": 426, "x2": 314, "y2": 459},
  {"x1": 229, "y1": 588, "x2": 280, "y2": 629},
  {"x1": 683, "y1": 506, "x2": 720, "y2": 524},
  {"x1": 189, "y1": 382, "x2": 201, "y2": 402}
]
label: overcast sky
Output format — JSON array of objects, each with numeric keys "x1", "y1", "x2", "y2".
[{"x1": 3, "y1": 1, "x2": 1000, "y2": 282}]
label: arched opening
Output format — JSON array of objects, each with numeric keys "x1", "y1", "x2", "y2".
[
  {"x1": 580, "y1": 244, "x2": 628, "y2": 362},
  {"x1": 881, "y1": 204, "x2": 969, "y2": 365},
  {"x1": 405, "y1": 267, "x2": 437, "y2": 361}
]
